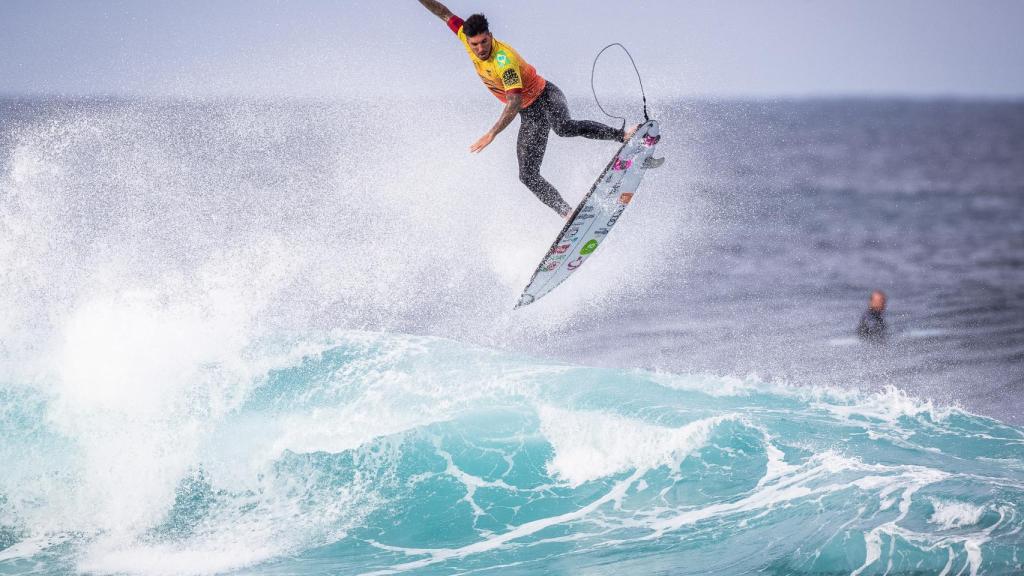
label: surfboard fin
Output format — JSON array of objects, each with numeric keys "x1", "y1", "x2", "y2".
[{"x1": 643, "y1": 156, "x2": 666, "y2": 169}]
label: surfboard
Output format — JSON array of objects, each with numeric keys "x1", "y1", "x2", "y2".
[{"x1": 515, "y1": 119, "x2": 663, "y2": 308}]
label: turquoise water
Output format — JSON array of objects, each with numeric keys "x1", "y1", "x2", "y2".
[{"x1": 3, "y1": 332, "x2": 1022, "y2": 575}]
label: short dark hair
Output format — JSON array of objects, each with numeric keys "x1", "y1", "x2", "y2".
[{"x1": 463, "y1": 13, "x2": 489, "y2": 37}]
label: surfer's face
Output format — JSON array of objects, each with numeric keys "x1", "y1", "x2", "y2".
[
  {"x1": 467, "y1": 32, "x2": 493, "y2": 60},
  {"x1": 870, "y1": 291, "x2": 887, "y2": 313}
]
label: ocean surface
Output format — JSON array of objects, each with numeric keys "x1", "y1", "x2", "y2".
[{"x1": 1, "y1": 97, "x2": 1022, "y2": 575}]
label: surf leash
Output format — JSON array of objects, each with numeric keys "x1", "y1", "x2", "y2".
[{"x1": 590, "y1": 43, "x2": 650, "y2": 132}]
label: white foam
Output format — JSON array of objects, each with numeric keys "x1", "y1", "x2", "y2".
[
  {"x1": 818, "y1": 385, "x2": 956, "y2": 424},
  {"x1": 755, "y1": 438, "x2": 799, "y2": 489},
  {"x1": 538, "y1": 406, "x2": 730, "y2": 488},
  {"x1": 649, "y1": 370, "x2": 971, "y2": 429},
  {"x1": 4, "y1": 236, "x2": 323, "y2": 549},
  {"x1": 42, "y1": 277, "x2": 261, "y2": 534},
  {"x1": 651, "y1": 451, "x2": 949, "y2": 536},
  {"x1": 0, "y1": 534, "x2": 65, "y2": 562},
  {"x1": 79, "y1": 433, "x2": 389, "y2": 576},
  {"x1": 928, "y1": 499, "x2": 986, "y2": 530},
  {"x1": 79, "y1": 541, "x2": 279, "y2": 576}
]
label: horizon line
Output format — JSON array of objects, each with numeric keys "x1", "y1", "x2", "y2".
[{"x1": 2, "y1": 91, "x2": 1023, "y2": 104}]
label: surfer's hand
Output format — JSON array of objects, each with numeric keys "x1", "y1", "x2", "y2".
[{"x1": 470, "y1": 132, "x2": 494, "y2": 153}]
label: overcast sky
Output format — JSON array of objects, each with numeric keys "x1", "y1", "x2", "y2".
[{"x1": 2, "y1": 0, "x2": 1023, "y2": 99}]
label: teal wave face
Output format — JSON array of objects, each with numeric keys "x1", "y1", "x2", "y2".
[{"x1": 1, "y1": 332, "x2": 1023, "y2": 575}]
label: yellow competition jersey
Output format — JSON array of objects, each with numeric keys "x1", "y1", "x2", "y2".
[{"x1": 447, "y1": 15, "x2": 547, "y2": 108}]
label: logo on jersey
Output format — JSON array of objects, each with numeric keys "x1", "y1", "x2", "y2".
[
  {"x1": 502, "y1": 68, "x2": 520, "y2": 86},
  {"x1": 495, "y1": 50, "x2": 509, "y2": 68},
  {"x1": 580, "y1": 239, "x2": 599, "y2": 255},
  {"x1": 567, "y1": 257, "x2": 584, "y2": 271}
]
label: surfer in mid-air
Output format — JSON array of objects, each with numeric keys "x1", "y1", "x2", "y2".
[{"x1": 417, "y1": 0, "x2": 638, "y2": 218}]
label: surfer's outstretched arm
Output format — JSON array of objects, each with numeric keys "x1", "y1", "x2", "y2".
[
  {"x1": 470, "y1": 93, "x2": 521, "y2": 153},
  {"x1": 417, "y1": 0, "x2": 454, "y2": 22}
]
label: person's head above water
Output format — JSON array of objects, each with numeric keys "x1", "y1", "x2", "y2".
[
  {"x1": 869, "y1": 290, "x2": 887, "y2": 314},
  {"x1": 463, "y1": 14, "x2": 492, "y2": 60}
]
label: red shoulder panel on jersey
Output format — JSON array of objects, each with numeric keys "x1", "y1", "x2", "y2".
[{"x1": 447, "y1": 15, "x2": 464, "y2": 35}]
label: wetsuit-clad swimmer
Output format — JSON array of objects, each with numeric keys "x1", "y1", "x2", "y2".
[
  {"x1": 857, "y1": 290, "x2": 888, "y2": 342},
  {"x1": 416, "y1": 1, "x2": 639, "y2": 218}
]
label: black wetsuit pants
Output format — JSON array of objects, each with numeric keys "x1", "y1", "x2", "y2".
[{"x1": 517, "y1": 82, "x2": 623, "y2": 216}]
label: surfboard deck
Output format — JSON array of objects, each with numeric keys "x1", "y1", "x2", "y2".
[{"x1": 515, "y1": 119, "x2": 663, "y2": 308}]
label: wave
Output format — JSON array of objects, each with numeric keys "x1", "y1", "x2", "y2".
[
  {"x1": 3, "y1": 97, "x2": 1023, "y2": 575},
  {"x1": 2, "y1": 331, "x2": 1022, "y2": 575}
]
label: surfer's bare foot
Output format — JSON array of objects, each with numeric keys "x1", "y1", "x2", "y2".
[{"x1": 622, "y1": 123, "x2": 641, "y2": 142}]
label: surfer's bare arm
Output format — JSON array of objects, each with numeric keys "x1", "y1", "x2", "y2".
[
  {"x1": 470, "y1": 93, "x2": 521, "y2": 153},
  {"x1": 417, "y1": 0, "x2": 453, "y2": 22}
]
